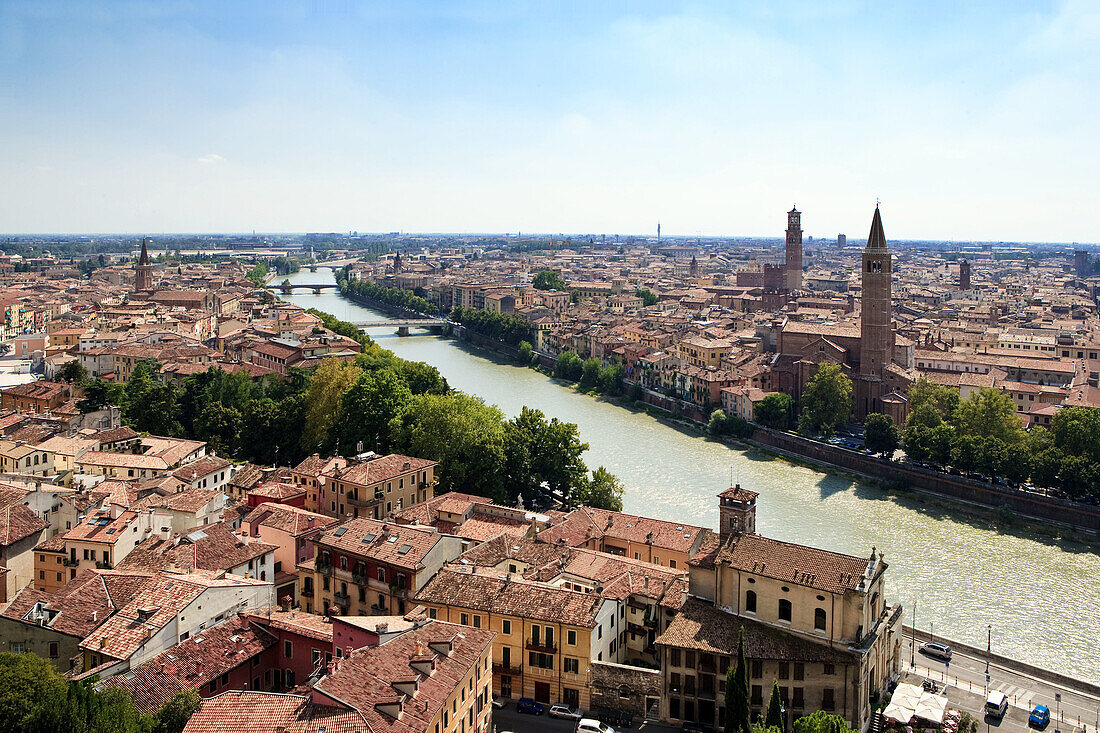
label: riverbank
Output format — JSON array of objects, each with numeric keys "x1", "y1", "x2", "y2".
[{"x1": 279, "y1": 271, "x2": 1100, "y2": 681}]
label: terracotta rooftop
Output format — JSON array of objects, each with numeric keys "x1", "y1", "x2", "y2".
[
  {"x1": 315, "y1": 518, "x2": 445, "y2": 571},
  {"x1": 709, "y1": 533, "x2": 873, "y2": 595},
  {"x1": 181, "y1": 690, "x2": 367, "y2": 733},
  {"x1": 330, "y1": 454, "x2": 436, "y2": 486}
]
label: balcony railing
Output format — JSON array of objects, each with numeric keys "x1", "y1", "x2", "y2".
[
  {"x1": 525, "y1": 641, "x2": 557, "y2": 654},
  {"x1": 492, "y1": 663, "x2": 522, "y2": 675}
]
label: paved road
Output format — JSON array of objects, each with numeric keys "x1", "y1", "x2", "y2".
[
  {"x1": 492, "y1": 706, "x2": 675, "y2": 732},
  {"x1": 903, "y1": 636, "x2": 1100, "y2": 733}
]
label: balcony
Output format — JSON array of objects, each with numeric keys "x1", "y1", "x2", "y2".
[
  {"x1": 525, "y1": 641, "x2": 557, "y2": 654},
  {"x1": 334, "y1": 590, "x2": 351, "y2": 605},
  {"x1": 299, "y1": 587, "x2": 314, "y2": 598},
  {"x1": 389, "y1": 584, "x2": 407, "y2": 599},
  {"x1": 347, "y1": 495, "x2": 380, "y2": 509},
  {"x1": 315, "y1": 559, "x2": 333, "y2": 575},
  {"x1": 492, "y1": 663, "x2": 522, "y2": 676}
]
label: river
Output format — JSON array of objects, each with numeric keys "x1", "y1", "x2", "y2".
[{"x1": 281, "y1": 267, "x2": 1099, "y2": 683}]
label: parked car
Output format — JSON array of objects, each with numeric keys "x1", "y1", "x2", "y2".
[
  {"x1": 516, "y1": 698, "x2": 545, "y2": 715},
  {"x1": 550, "y1": 704, "x2": 582, "y2": 720},
  {"x1": 985, "y1": 691, "x2": 1008, "y2": 720},
  {"x1": 491, "y1": 695, "x2": 505, "y2": 709},
  {"x1": 576, "y1": 719, "x2": 615, "y2": 733},
  {"x1": 919, "y1": 642, "x2": 952, "y2": 661},
  {"x1": 1029, "y1": 705, "x2": 1050, "y2": 729}
]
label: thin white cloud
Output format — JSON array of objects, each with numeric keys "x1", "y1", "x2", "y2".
[{"x1": 197, "y1": 153, "x2": 225, "y2": 165}]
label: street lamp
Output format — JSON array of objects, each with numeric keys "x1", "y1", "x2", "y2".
[{"x1": 990, "y1": 620, "x2": 998, "y2": 691}]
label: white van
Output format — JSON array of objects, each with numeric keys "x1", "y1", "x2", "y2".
[
  {"x1": 576, "y1": 719, "x2": 615, "y2": 733},
  {"x1": 985, "y1": 691, "x2": 1008, "y2": 719}
]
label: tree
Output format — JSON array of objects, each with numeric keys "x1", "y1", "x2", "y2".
[
  {"x1": 754, "y1": 393, "x2": 795, "y2": 430},
  {"x1": 554, "y1": 351, "x2": 583, "y2": 381},
  {"x1": 77, "y1": 378, "x2": 127, "y2": 413},
  {"x1": 503, "y1": 407, "x2": 590, "y2": 505},
  {"x1": 926, "y1": 424, "x2": 956, "y2": 466},
  {"x1": 766, "y1": 681, "x2": 786, "y2": 733},
  {"x1": 709, "y1": 409, "x2": 729, "y2": 436},
  {"x1": 300, "y1": 358, "x2": 362, "y2": 452},
  {"x1": 124, "y1": 359, "x2": 182, "y2": 436},
  {"x1": 798, "y1": 364, "x2": 852, "y2": 436},
  {"x1": 579, "y1": 358, "x2": 602, "y2": 391},
  {"x1": 389, "y1": 393, "x2": 508, "y2": 502},
  {"x1": 516, "y1": 341, "x2": 533, "y2": 365},
  {"x1": 1060, "y1": 455, "x2": 1098, "y2": 499},
  {"x1": 194, "y1": 402, "x2": 242, "y2": 457},
  {"x1": 863, "y1": 413, "x2": 900, "y2": 458},
  {"x1": 55, "y1": 360, "x2": 88, "y2": 384},
  {"x1": 1049, "y1": 406, "x2": 1100, "y2": 464},
  {"x1": 953, "y1": 387, "x2": 1024, "y2": 445},
  {"x1": 902, "y1": 425, "x2": 930, "y2": 462},
  {"x1": 0, "y1": 652, "x2": 66, "y2": 732},
  {"x1": 726, "y1": 626, "x2": 751, "y2": 733},
  {"x1": 597, "y1": 363, "x2": 625, "y2": 395},
  {"x1": 950, "y1": 434, "x2": 982, "y2": 473},
  {"x1": 792, "y1": 711, "x2": 857, "y2": 733},
  {"x1": 246, "y1": 262, "x2": 269, "y2": 286},
  {"x1": 905, "y1": 377, "x2": 959, "y2": 426},
  {"x1": 635, "y1": 288, "x2": 658, "y2": 306},
  {"x1": 337, "y1": 369, "x2": 413, "y2": 455},
  {"x1": 573, "y1": 466, "x2": 624, "y2": 511},
  {"x1": 153, "y1": 689, "x2": 201, "y2": 733},
  {"x1": 532, "y1": 269, "x2": 567, "y2": 291},
  {"x1": 1030, "y1": 447, "x2": 1063, "y2": 488}
]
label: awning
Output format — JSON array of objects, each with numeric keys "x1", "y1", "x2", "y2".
[
  {"x1": 915, "y1": 694, "x2": 948, "y2": 724},
  {"x1": 883, "y1": 703, "x2": 914, "y2": 724}
]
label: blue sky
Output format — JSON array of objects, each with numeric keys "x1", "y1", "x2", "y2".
[{"x1": 1, "y1": 1, "x2": 1096, "y2": 240}]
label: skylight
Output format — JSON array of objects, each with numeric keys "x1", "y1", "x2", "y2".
[
  {"x1": 333, "y1": 527, "x2": 348, "y2": 537},
  {"x1": 361, "y1": 533, "x2": 377, "y2": 543},
  {"x1": 398, "y1": 544, "x2": 413, "y2": 555}
]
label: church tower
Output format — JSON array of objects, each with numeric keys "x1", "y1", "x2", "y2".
[
  {"x1": 857, "y1": 205, "x2": 894, "y2": 418},
  {"x1": 134, "y1": 238, "x2": 153, "y2": 292},
  {"x1": 689, "y1": 254, "x2": 698, "y2": 277},
  {"x1": 785, "y1": 206, "x2": 803, "y2": 290}
]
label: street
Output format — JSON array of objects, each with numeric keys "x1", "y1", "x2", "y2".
[
  {"x1": 491, "y1": 705, "x2": 679, "y2": 733},
  {"x1": 904, "y1": 635, "x2": 1099, "y2": 733}
]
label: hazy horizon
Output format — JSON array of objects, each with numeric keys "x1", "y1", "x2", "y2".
[{"x1": 2, "y1": 1, "x2": 1097, "y2": 240}]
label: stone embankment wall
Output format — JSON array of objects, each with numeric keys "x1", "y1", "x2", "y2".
[
  {"x1": 750, "y1": 428, "x2": 1100, "y2": 534},
  {"x1": 588, "y1": 661, "x2": 662, "y2": 718}
]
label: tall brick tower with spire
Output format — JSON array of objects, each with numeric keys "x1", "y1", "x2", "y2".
[
  {"x1": 785, "y1": 206, "x2": 802, "y2": 290},
  {"x1": 857, "y1": 205, "x2": 894, "y2": 419},
  {"x1": 134, "y1": 238, "x2": 153, "y2": 292}
]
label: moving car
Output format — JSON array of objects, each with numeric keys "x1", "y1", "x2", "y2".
[
  {"x1": 1029, "y1": 705, "x2": 1050, "y2": 729},
  {"x1": 516, "y1": 698, "x2": 545, "y2": 715},
  {"x1": 550, "y1": 704, "x2": 582, "y2": 720},
  {"x1": 919, "y1": 641, "x2": 952, "y2": 661},
  {"x1": 985, "y1": 691, "x2": 1008, "y2": 720}
]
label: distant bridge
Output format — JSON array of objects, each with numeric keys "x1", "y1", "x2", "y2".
[
  {"x1": 271, "y1": 283, "x2": 341, "y2": 292},
  {"x1": 353, "y1": 318, "x2": 446, "y2": 336}
]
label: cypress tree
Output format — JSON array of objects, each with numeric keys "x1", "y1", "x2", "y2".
[
  {"x1": 726, "y1": 625, "x2": 751, "y2": 733},
  {"x1": 766, "y1": 680, "x2": 786, "y2": 733}
]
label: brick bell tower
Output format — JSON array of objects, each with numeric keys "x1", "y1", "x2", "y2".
[
  {"x1": 134, "y1": 237, "x2": 153, "y2": 292},
  {"x1": 857, "y1": 205, "x2": 895, "y2": 419},
  {"x1": 785, "y1": 206, "x2": 803, "y2": 290}
]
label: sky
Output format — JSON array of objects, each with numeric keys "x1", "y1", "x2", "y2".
[{"x1": 1, "y1": 1, "x2": 1097, "y2": 241}]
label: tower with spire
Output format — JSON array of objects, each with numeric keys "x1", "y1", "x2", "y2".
[
  {"x1": 134, "y1": 237, "x2": 153, "y2": 292},
  {"x1": 785, "y1": 205, "x2": 803, "y2": 290},
  {"x1": 857, "y1": 205, "x2": 895, "y2": 418}
]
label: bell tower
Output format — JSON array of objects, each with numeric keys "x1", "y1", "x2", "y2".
[
  {"x1": 718, "y1": 484, "x2": 759, "y2": 541},
  {"x1": 785, "y1": 206, "x2": 803, "y2": 290},
  {"x1": 857, "y1": 205, "x2": 894, "y2": 418},
  {"x1": 134, "y1": 238, "x2": 153, "y2": 292}
]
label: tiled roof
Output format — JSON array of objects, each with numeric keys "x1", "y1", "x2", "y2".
[
  {"x1": 414, "y1": 568, "x2": 605, "y2": 627},
  {"x1": 0, "y1": 501, "x2": 48, "y2": 546},
  {"x1": 392, "y1": 492, "x2": 491, "y2": 527},
  {"x1": 249, "y1": 482, "x2": 306, "y2": 500},
  {"x1": 171, "y1": 455, "x2": 232, "y2": 481},
  {"x1": 454, "y1": 515, "x2": 529, "y2": 542},
  {"x1": 63, "y1": 508, "x2": 140, "y2": 544},
  {"x1": 243, "y1": 503, "x2": 338, "y2": 537},
  {"x1": 245, "y1": 607, "x2": 336, "y2": 643},
  {"x1": 712, "y1": 533, "x2": 871, "y2": 595},
  {"x1": 539, "y1": 506, "x2": 712, "y2": 555},
  {"x1": 143, "y1": 488, "x2": 224, "y2": 514},
  {"x1": 116, "y1": 522, "x2": 276, "y2": 574},
  {"x1": 330, "y1": 455, "x2": 436, "y2": 486},
  {"x1": 655, "y1": 597, "x2": 854, "y2": 663},
  {"x1": 315, "y1": 518, "x2": 444, "y2": 571},
  {"x1": 181, "y1": 691, "x2": 367, "y2": 733},
  {"x1": 102, "y1": 615, "x2": 277, "y2": 712},
  {"x1": 315, "y1": 619, "x2": 494, "y2": 733}
]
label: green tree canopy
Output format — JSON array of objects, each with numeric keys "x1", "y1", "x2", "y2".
[
  {"x1": 766, "y1": 681, "x2": 786, "y2": 733},
  {"x1": 864, "y1": 413, "x2": 900, "y2": 458},
  {"x1": 906, "y1": 377, "x2": 959, "y2": 426},
  {"x1": 337, "y1": 369, "x2": 414, "y2": 455},
  {"x1": 389, "y1": 393, "x2": 508, "y2": 502},
  {"x1": 754, "y1": 393, "x2": 795, "y2": 430},
  {"x1": 573, "y1": 466, "x2": 624, "y2": 511},
  {"x1": 953, "y1": 387, "x2": 1024, "y2": 445},
  {"x1": 792, "y1": 711, "x2": 858, "y2": 733},
  {"x1": 798, "y1": 363, "x2": 853, "y2": 436},
  {"x1": 300, "y1": 358, "x2": 362, "y2": 453},
  {"x1": 726, "y1": 625, "x2": 751, "y2": 733},
  {"x1": 532, "y1": 269, "x2": 567, "y2": 291}
]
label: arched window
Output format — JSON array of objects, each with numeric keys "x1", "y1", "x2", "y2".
[
  {"x1": 778, "y1": 599, "x2": 792, "y2": 622},
  {"x1": 815, "y1": 608, "x2": 827, "y2": 631},
  {"x1": 745, "y1": 590, "x2": 757, "y2": 613}
]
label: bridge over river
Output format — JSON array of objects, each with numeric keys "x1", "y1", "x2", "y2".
[{"x1": 352, "y1": 318, "x2": 446, "y2": 335}]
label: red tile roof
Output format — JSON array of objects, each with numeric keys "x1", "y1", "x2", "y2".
[{"x1": 182, "y1": 691, "x2": 367, "y2": 733}]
